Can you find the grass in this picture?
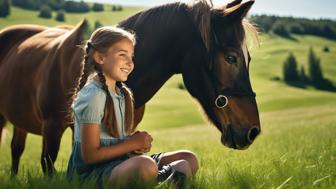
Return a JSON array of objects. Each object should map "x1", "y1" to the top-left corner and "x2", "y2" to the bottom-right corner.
[{"x1": 0, "y1": 5, "x2": 336, "y2": 189}]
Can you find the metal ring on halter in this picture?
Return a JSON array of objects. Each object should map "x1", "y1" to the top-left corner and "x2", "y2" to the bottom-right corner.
[{"x1": 215, "y1": 95, "x2": 229, "y2": 108}]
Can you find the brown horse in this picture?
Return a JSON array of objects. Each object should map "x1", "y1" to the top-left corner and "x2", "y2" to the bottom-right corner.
[
  {"x1": 0, "y1": 20, "x2": 88, "y2": 175},
  {"x1": 0, "y1": 0, "x2": 260, "y2": 175}
]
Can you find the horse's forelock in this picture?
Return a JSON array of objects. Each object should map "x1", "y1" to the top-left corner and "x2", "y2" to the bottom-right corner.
[
  {"x1": 187, "y1": 0, "x2": 213, "y2": 52},
  {"x1": 186, "y1": 0, "x2": 259, "y2": 52}
]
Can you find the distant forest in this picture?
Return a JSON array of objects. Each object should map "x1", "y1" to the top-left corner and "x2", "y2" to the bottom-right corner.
[
  {"x1": 11, "y1": 0, "x2": 91, "y2": 12},
  {"x1": 6, "y1": 0, "x2": 122, "y2": 13},
  {"x1": 251, "y1": 15, "x2": 336, "y2": 40},
  {"x1": 0, "y1": 0, "x2": 123, "y2": 19}
]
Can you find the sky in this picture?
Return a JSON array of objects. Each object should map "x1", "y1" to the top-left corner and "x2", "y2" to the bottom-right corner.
[{"x1": 83, "y1": 0, "x2": 336, "y2": 20}]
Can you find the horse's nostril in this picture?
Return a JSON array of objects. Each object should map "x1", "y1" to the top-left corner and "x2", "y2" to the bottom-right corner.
[{"x1": 247, "y1": 127, "x2": 259, "y2": 143}]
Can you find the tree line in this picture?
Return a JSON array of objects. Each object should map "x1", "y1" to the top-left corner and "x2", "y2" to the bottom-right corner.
[
  {"x1": 251, "y1": 15, "x2": 336, "y2": 40},
  {"x1": 0, "y1": 0, "x2": 10, "y2": 17},
  {"x1": 0, "y1": 0, "x2": 123, "y2": 19},
  {"x1": 283, "y1": 48, "x2": 335, "y2": 91}
]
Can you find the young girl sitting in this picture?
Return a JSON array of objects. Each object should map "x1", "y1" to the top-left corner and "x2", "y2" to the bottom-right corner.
[{"x1": 66, "y1": 26, "x2": 199, "y2": 187}]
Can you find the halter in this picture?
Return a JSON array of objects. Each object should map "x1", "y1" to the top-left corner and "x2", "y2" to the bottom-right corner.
[{"x1": 208, "y1": 29, "x2": 256, "y2": 109}]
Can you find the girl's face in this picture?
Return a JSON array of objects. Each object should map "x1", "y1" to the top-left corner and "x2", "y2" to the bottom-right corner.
[{"x1": 96, "y1": 38, "x2": 134, "y2": 82}]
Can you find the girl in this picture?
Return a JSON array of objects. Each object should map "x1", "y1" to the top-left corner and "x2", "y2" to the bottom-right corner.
[{"x1": 66, "y1": 26, "x2": 199, "y2": 187}]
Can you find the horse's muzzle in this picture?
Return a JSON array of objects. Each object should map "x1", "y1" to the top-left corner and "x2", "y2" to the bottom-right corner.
[{"x1": 221, "y1": 125, "x2": 260, "y2": 150}]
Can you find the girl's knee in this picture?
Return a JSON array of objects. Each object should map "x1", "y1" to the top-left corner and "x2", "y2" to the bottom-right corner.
[
  {"x1": 132, "y1": 155, "x2": 158, "y2": 180},
  {"x1": 177, "y1": 150, "x2": 199, "y2": 174},
  {"x1": 109, "y1": 155, "x2": 158, "y2": 183}
]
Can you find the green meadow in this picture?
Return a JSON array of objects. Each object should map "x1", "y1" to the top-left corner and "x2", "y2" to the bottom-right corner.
[{"x1": 0, "y1": 5, "x2": 335, "y2": 189}]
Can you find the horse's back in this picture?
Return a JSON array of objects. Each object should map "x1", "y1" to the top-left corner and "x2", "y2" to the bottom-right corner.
[
  {"x1": 0, "y1": 25, "x2": 71, "y2": 95},
  {"x1": 0, "y1": 25, "x2": 60, "y2": 133},
  {"x1": 0, "y1": 25, "x2": 47, "y2": 65},
  {"x1": 0, "y1": 25, "x2": 51, "y2": 99},
  {"x1": 0, "y1": 23, "x2": 82, "y2": 134}
]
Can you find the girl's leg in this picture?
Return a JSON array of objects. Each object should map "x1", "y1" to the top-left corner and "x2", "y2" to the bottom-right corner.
[
  {"x1": 159, "y1": 150, "x2": 199, "y2": 176},
  {"x1": 167, "y1": 159, "x2": 192, "y2": 177},
  {"x1": 109, "y1": 155, "x2": 158, "y2": 185}
]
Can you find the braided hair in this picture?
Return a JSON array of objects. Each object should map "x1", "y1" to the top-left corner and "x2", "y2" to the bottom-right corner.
[{"x1": 72, "y1": 26, "x2": 136, "y2": 137}]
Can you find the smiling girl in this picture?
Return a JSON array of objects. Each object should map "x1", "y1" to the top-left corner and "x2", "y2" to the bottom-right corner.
[{"x1": 67, "y1": 26, "x2": 198, "y2": 188}]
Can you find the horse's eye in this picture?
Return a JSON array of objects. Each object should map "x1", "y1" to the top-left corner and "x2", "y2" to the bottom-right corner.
[{"x1": 225, "y1": 55, "x2": 237, "y2": 64}]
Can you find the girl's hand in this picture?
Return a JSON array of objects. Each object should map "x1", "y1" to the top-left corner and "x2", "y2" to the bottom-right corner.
[
  {"x1": 133, "y1": 147, "x2": 151, "y2": 155},
  {"x1": 128, "y1": 131, "x2": 153, "y2": 150}
]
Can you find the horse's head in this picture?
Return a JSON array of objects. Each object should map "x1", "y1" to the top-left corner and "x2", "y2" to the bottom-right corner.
[{"x1": 182, "y1": 0, "x2": 260, "y2": 149}]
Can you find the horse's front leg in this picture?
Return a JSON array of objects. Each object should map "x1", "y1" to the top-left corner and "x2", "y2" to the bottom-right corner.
[
  {"x1": 11, "y1": 127, "x2": 27, "y2": 175},
  {"x1": 41, "y1": 117, "x2": 65, "y2": 176}
]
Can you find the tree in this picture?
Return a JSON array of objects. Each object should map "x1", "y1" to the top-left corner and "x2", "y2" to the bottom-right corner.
[
  {"x1": 323, "y1": 46, "x2": 330, "y2": 52},
  {"x1": 55, "y1": 9, "x2": 65, "y2": 22},
  {"x1": 272, "y1": 21, "x2": 291, "y2": 38},
  {"x1": 0, "y1": 0, "x2": 10, "y2": 17},
  {"x1": 49, "y1": 0, "x2": 65, "y2": 11},
  {"x1": 289, "y1": 23, "x2": 303, "y2": 34},
  {"x1": 322, "y1": 25, "x2": 335, "y2": 39},
  {"x1": 117, "y1": 5, "x2": 123, "y2": 11},
  {"x1": 92, "y1": 3, "x2": 104, "y2": 12},
  {"x1": 111, "y1": 5, "x2": 123, "y2": 11},
  {"x1": 12, "y1": 0, "x2": 40, "y2": 10},
  {"x1": 111, "y1": 5, "x2": 117, "y2": 11},
  {"x1": 64, "y1": 1, "x2": 90, "y2": 13},
  {"x1": 308, "y1": 47, "x2": 324, "y2": 84},
  {"x1": 283, "y1": 53, "x2": 299, "y2": 82},
  {"x1": 39, "y1": 4, "x2": 52, "y2": 19},
  {"x1": 299, "y1": 65, "x2": 308, "y2": 83}
]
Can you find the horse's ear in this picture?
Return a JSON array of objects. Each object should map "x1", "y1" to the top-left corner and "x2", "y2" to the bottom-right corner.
[
  {"x1": 211, "y1": 1, "x2": 254, "y2": 23},
  {"x1": 61, "y1": 19, "x2": 88, "y2": 47},
  {"x1": 224, "y1": 0, "x2": 254, "y2": 20},
  {"x1": 226, "y1": 0, "x2": 242, "y2": 9}
]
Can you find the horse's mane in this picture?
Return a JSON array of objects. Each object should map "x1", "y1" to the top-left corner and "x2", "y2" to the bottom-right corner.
[
  {"x1": 119, "y1": 0, "x2": 212, "y2": 50},
  {"x1": 187, "y1": 0, "x2": 213, "y2": 51},
  {"x1": 118, "y1": 2, "x2": 188, "y2": 29},
  {"x1": 119, "y1": 0, "x2": 258, "y2": 52}
]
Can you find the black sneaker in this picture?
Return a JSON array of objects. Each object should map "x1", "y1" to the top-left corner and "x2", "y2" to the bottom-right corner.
[
  {"x1": 156, "y1": 165, "x2": 186, "y2": 189},
  {"x1": 157, "y1": 165, "x2": 173, "y2": 183}
]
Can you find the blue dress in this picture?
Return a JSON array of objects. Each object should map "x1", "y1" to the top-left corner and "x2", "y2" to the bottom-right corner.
[{"x1": 66, "y1": 79, "x2": 163, "y2": 184}]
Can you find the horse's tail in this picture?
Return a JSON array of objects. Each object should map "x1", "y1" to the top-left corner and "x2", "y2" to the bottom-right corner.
[
  {"x1": 0, "y1": 24, "x2": 47, "y2": 66},
  {"x1": 0, "y1": 114, "x2": 6, "y2": 146}
]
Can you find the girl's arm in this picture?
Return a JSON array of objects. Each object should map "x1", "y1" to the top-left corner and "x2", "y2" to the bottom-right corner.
[{"x1": 80, "y1": 124, "x2": 152, "y2": 164}]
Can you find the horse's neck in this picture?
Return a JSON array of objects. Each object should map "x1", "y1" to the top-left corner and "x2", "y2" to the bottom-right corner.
[{"x1": 121, "y1": 6, "x2": 198, "y2": 108}]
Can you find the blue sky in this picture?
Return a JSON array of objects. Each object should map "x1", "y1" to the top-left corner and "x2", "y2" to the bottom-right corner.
[{"x1": 84, "y1": 0, "x2": 336, "y2": 19}]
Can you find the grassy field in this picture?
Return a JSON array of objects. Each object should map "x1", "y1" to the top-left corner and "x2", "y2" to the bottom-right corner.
[{"x1": 0, "y1": 5, "x2": 335, "y2": 189}]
